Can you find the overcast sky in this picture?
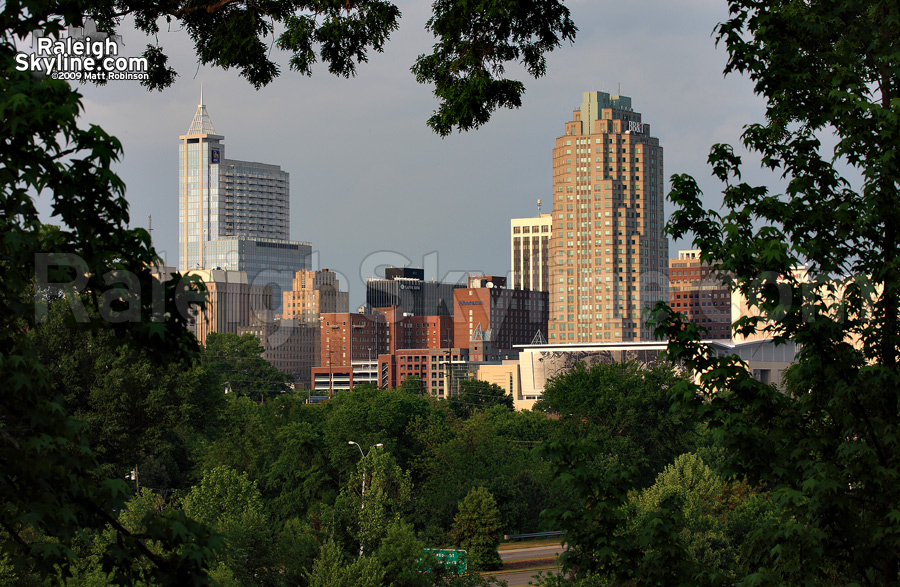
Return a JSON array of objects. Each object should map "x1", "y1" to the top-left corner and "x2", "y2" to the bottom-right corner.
[{"x1": 49, "y1": 0, "x2": 773, "y2": 307}]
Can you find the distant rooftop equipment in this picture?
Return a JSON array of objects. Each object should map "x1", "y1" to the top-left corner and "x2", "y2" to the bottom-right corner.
[
  {"x1": 468, "y1": 275, "x2": 507, "y2": 289},
  {"x1": 385, "y1": 267, "x2": 425, "y2": 281}
]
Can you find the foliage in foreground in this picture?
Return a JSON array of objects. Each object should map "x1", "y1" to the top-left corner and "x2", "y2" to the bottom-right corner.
[
  {"x1": 655, "y1": 0, "x2": 900, "y2": 583},
  {"x1": 540, "y1": 445, "x2": 786, "y2": 586},
  {"x1": 540, "y1": 0, "x2": 900, "y2": 585}
]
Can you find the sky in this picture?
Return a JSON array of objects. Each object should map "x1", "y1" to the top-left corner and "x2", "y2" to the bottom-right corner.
[{"x1": 39, "y1": 0, "x2": 773, "y2": 308}]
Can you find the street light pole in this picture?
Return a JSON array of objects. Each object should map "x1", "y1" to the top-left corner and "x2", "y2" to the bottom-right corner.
[{"x1": 348, "y1": 440, "x2": 383, "y2": 557}]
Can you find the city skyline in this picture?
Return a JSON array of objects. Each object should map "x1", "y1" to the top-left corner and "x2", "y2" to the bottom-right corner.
[{"x1": 36, "y1": 0, "x2": 773, "y2": 309}]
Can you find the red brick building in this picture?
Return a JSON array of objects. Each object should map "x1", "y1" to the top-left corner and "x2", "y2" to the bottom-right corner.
[
  {"x1": 311, "y1": 275, "x2": 548, "y2": 396},
  {"x1": 548, "y1": 91, "x2": 668, "y2": 343},
  {"x1": 453, "y1": 275, "x2": 549, "y2": 361},
  {"x1": 311, "y1": 308, "x2": 460, "y2": 395},
  {"x1": 376, "y1": 347, "x2": 470, "y2": 396},
  {"x1": 668, "y1": 250, "x2": 731, "y2": 339}
]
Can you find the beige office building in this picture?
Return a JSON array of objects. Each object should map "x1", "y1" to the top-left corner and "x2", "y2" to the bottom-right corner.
[
  {"x1": 188, "y1": 269, "x2": 272, "y2": 346},
  {"x1": 549, "y1": 91, "x2": 668, "y2": 343},
  {"x1": 511, "y1": 209, "x2": 552, "y2": 292},
  {"x1": 271, "y1": 268, "x2": 350, "y2": 387},
  {"x1": 281, "y1": 269, "x2": 349, "y2": 323}
]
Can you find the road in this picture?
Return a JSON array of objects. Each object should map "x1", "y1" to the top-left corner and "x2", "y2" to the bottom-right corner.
[
  {"x1": 499, "y1": 544, "x2": 564, "y2": 562},
  {"x1": 490, "y1": 544, "x2": 565, "y2": 587}
]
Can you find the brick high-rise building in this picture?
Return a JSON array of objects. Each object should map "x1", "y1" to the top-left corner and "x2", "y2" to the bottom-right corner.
[
  {"x1": 377, "y1": 346, "x2": 470, "y2": 397},
  {"x1": 312, "y1": 308, "x2": 458, "y2": 394},
  {"x1": 549, "y1": 91, "x2": 668, "y2": 343},
  {"x1": 318, "y1": 311, "x2": 390, "y2": 370},
  {"x1": 317, "y1": 308, "x2": 455, "y2": 369}
]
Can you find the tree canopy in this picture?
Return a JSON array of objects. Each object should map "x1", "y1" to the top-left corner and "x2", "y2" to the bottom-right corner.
[
  {"x1": 645, "y1": 0, "x2": 900, "y2": 584},
  {"x1": 537, "y1": 361, "x2": 697, "y2": 487},
  {"x1": 536, "y1": 1, "x2": 900, "y2": 584},
  {"x1": 58, "y1": 0, "x2": 574, "y2": 135},
  {"x1": 451, "y1": 486, "x2": 503, "y2": 572},
  {"x1": 449, "y1": 379, "x2": 514, "y2": 418},
  {"x1": 202, "y1": 332, "x2": 293, "y2": 401}
]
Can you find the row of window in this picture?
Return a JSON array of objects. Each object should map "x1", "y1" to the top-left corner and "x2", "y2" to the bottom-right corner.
[{"x1": 512, "y1": 225, "x2": 551, "y2": 233}]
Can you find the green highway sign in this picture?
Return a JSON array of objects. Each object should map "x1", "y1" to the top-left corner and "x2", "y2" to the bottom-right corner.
[{"x1": 419, "y1": 548, "x2": 467, "y2": 573}]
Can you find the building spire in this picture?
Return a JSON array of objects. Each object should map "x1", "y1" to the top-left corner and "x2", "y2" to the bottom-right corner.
[{"x1": 187, "y1": 85, "x2": 216, "y2": 134}]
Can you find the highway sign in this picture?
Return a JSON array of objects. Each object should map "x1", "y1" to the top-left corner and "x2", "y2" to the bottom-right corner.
[{"x1": 420, "y1": 548, "x2": 467, "y2": 573}]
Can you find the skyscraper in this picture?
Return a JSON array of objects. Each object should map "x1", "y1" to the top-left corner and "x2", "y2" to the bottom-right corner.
[
  {"x1": 178, "y1": 92, "x2": 311, "y2": 312},
  {"x1": 548, "y1": 91, "x2": 668, "y2": 342}
]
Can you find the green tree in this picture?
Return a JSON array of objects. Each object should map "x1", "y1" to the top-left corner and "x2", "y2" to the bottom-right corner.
[
  {"x1": 28, "y1": 297, "x2": 224, "y2": 489},
  {"x1": 485, "y1": 406, "x2": 555, "y2": 442},
  {"x1": 320, "y1": 386, "x2": 433, "y2": 476},
  {"x1": 203, "y1": 332, "x2": 292, "y2": 401},
  {"x1": 540, "y1": 440, "x2": 697, "y2": 586},
  {"x1": 642, "y1": 0, "x2": 900, "y2": 585},
  {"x1": 1, "y1": 66, "x2": 209, "y2": 586},
  {"x1": 59, "y1": 488, "x2": 224, "y2": 586},
  {"x1": 409, "y1": 406, "x2": 559, "y2": 541},
  {"x1": 412, "y1": 0, "x2": 577, "y2": 135},
  {"x1": 449, "y1": 379, "x2": 514, "y2": 418},
  {"x1": 373, "y1": 520, "x2": 428, "y2": 587},
  {"x1": 399, "y1": 375, "x2": 427, "y2": 396},
  {"x1": 197, "y1": 395, "x2": 277, "y2": 480},
  {"x1": 272, "y1": 517, "x2": 321, "y2": 587},
  {"x1": 264, "y1": 419, "x2": 332, "y2": 522},
  {"x1": 626, "y1": 452, "x2": 782, "y2": 584},
  {"x1": 182, "y1": 466, "x2": 276, "y2": 585},
  {"x1": 536, "y1": 361, "x2": 697, "y2": 487},
  {"x1": 305, "y1": 540, "x2": 384, "y2": 587},
  {"x1": 450, "y1": 486, "x2": 502, "y2": 572},
  {"x1": 335, "y1": 448, "x2": 413, "y2": 557}
]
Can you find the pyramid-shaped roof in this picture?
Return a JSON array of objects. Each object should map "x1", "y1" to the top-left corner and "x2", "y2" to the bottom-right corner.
[{"x1": 187, "y1": 87, "x2": 216, "y2": 135}]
